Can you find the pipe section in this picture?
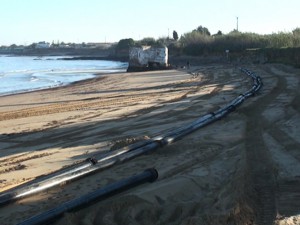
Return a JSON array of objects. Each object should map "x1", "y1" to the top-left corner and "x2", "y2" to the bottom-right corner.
[
  {"x1": 0, "y1": 141, "x2": 160, "y2": 206},
  {"x1": 17, "y1": 168, "x2": 158, "y2": 225}
]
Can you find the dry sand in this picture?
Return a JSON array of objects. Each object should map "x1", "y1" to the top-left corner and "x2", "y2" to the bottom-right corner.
[{"x1": 0, "y1": 64, "x2": 300, "y2": 225}]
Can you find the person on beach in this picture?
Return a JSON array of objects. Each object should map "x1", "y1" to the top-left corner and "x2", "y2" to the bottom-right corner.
[{"x1": 187, "y1": 61, "x2": 190, "y2": 69}]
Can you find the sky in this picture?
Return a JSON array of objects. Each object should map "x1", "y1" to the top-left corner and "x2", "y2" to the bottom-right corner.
[{"x1": 1, "y1": 0, "x2": 300, "y2": 46}]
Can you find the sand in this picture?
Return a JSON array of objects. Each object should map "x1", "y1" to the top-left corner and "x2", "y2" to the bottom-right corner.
[{"x1": 0, "y1": 63, "x2": 300, "y2": 225}]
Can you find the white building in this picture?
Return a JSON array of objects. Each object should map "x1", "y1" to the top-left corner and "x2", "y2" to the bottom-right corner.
[
  {"x1": 128, "y1": 46, "x2": 168, "y2": 71},
  {"x1": 36, "y1": 41, "x2": 50, "y2": 49}
]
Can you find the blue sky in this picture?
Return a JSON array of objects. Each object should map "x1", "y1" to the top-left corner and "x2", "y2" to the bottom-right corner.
[{"x1": 1, "y1": 0, "x2": 300, "y2": 45}]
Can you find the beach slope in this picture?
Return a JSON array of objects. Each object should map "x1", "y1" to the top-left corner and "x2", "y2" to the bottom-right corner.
[{"x1": 0, "y1": 65, "x2": 300, "y2": 225}]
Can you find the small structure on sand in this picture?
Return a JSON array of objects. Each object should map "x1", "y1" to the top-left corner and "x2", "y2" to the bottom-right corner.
[{"x1": 127, "y1": 46, "x2": 168, "y2": 72}]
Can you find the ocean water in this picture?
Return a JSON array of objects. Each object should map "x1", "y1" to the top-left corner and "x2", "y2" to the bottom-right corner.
[{"x1": 0, "y1": 55, "x2": 128, "y2": 96}]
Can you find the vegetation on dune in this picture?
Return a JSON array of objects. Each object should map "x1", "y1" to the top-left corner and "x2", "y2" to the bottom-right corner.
[
  {"x1": 178, "y1": 26, "x2": 300, "y2": 55},
  {"x1": 114, "y1": 26, "x2": 300, "y2": 55},
  {"x1": 114, "y1": 26, "x2": 300, "y2": 66}
]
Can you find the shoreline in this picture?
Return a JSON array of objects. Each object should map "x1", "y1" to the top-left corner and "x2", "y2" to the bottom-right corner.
[
  {"x1": 0, "y1": 70, "x2": 126, "y2": 98},
  {"x1": 0, "y1": 55, "x2": 128, "y2": 97}
]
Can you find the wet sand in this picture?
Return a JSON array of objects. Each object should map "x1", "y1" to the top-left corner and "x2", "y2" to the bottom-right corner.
[{"x1": 0, "y1": 64, "x2": 300, "y2": 225}]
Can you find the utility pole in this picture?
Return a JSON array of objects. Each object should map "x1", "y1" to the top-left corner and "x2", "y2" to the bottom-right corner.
[{"x1": 236, "y1": 17, "x2": 239, "y2": 31}]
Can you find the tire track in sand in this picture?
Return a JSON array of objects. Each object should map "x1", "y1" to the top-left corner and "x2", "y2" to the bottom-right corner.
[
  {"x1": 263, "y1": 65, "x2": 300, "y2": 222},
  {"x1": 242, "y1": 66, "x2": 286, "y2": 225},
  {"x1": 0, "y1": 94, "x2": 155, "y2": 121},
  {"x1": 243, "y1": 65, "x2": 300, "y2": 225}
]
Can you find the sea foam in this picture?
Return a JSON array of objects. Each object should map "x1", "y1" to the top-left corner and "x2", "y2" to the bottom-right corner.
[{"x1": 0, "y1": 56, "x2": 128, "y2": 96}]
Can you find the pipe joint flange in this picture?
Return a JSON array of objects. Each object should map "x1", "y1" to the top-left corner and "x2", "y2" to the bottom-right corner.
[
  {"x1": 144, "y1": 168, "x2": 159, "y2": 182},
  {"x1": 86, "y1": 157, "x2": 98, "y2": 165},
  {"x1": 154, "y1": 139, "x2": 168, "y2": 147},
  {"x1": 208, "y1": 111, "x2": 215, "y2": 117}
]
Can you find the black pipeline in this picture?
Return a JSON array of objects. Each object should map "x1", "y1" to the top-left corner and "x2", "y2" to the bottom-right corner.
[
  {"x1": 17, "y1": 168, "x2": 158, "y2": 225},
  {"x1": 154, "y1": 68, "x2": 262, "y2": 144},
  {"x1": 0, "y1": 139, "x2": 156, "y2": 206},
  {"x1": 0, "y1": 68, "x2": 262, "y2": 206}
]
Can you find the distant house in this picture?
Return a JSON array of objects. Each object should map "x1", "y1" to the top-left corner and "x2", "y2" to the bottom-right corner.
[
  {"x1": 128, "y1": 46, "x2": 168, "y2": 71},
  {"x1": 59, "y1": 43, "x2": 71, "y2": 48},
  {"x1": 36, "y1": 41, "x2": 50, "y2": 49}
]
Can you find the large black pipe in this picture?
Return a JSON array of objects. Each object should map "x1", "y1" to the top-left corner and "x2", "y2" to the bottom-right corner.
[
  {"x1": 0, "y1": 141, "x2": 160, "y2": 206},
  {"x1": 159, "y1": 67, "x2": 262, "y2": 143},
  {"x1": 0, "y1": 67, "x2": 262, "y2": 206},
  {"x1": 0, "y1": 139, "x2": 155, "y2": 206},
  {"x1": 16, "y1": 168, "x2": 158, "y2": 225}
]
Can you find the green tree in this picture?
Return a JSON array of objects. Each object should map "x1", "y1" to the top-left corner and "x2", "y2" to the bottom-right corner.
[
  {"x1": 216, "y1": 30, "x2": 223, "y2": 36},
  {"x1": 292, "y1": 28, "x2": 300, "y2": 36},
  {"x1": 292, "y1": 28, "x2": 300, "y2": 47},
  {"x1": 139, "y1": 37, "x2": 156, "y2": 46},
  {"x1": 157, "y1": 37, "x2": 169, "y2": 46},
  {"x1": 9, "y1": 44, "x2": 17, "y2": 49},
  {"x1": 116, "y1": 38, "x2": 135, "y2": 50},
  {"x1": 173, "y1": 30, "x2": 179, "y2": 41},
  {"x1": 194, "y1": 26, "x2": 211, "y2": 36}
]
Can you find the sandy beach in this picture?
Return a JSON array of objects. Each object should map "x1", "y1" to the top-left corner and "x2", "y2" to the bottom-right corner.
[{"x1": 0, "y1": 63, "x2": 300, "y2": 225}]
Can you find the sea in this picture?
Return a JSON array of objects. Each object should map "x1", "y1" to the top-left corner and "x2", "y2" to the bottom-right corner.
[{"x1": 0, "y1": 55, "x2": 128, "y2": 96}]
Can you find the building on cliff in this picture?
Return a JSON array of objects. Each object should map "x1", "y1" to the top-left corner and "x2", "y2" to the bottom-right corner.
[
  {"x1": 36, "y1": 41, "x2": 50, "y2": 49},
  {"x1": 127, "y1": 46, "x2": 168, "y2": 72}
]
